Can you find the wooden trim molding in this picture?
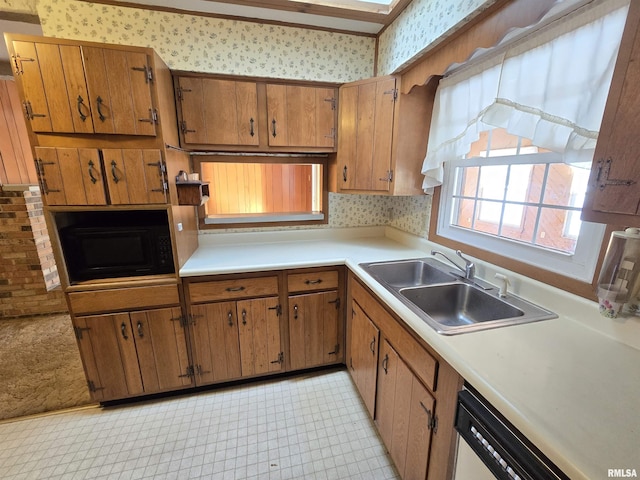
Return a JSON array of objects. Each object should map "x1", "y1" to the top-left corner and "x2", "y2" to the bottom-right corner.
[
  {"x1": 75, "y1": 0, "x2": 381, "y2": 37},
  {"x1": 399, "y1": 0, "x2": 557, "y2": 93}
]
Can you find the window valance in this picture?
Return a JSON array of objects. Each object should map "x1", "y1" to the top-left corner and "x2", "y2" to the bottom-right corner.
[{"x1": 421, "y1": 0, "x2": 630, "y2": 190}]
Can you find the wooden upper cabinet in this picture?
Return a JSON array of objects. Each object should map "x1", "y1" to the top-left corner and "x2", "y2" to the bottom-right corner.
[
  {"x1": 34, "y1": 147, "x2": 167, "y2": 206},
  {"x1": 266, "y1": 84, "x2": 336, "y2": 148},
  {"x1": 34, "y1": 146, "x2": 107, "y2": 206},
  {"x1": 174, "y1": 75, "x2": 337, "y2": 152},
  {"x1": 336, "y1": 75, "x2": 434, "y2": 195},
  {"x1": 82, "y1": 47, "x2": 156, "y2": 136},
  {"x1": 9, "y1": 39, "x2": 156, "y2": 136},
  {"x1": 177, "y1": 77, "x2": 259, "y2": 146},
  {"x1": 103, "y1": 149, "x2": 167, "y2": 204},
  {"x1": 582, "y1": 0, "x2": 640, "y2": 226}
]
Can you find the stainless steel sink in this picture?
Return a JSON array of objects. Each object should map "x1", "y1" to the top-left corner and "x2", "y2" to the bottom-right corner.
[
  {"x1": 359, "y1": 257, "x2": 556, "y2": 334},
  {"x1": 364, "y1": 258, "x2": 457, "y2": 287}
]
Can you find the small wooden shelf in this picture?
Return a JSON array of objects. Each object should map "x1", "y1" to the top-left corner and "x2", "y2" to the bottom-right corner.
[{"x1": 176, "y1": 181, "x2": 210, "y2": 206}]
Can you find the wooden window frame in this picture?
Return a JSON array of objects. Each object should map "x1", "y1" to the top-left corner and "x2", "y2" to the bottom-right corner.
[{"x1": 194, "y1": 156, "x2": 329, "y2": 230}]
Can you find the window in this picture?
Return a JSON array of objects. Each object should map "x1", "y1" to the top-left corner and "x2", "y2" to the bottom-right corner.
[
  {"x1": 197, "y1": 158, "x2": 327, "y2": 227},
  {"x1": 422, "y1": 2, "x2": 628, "y2": 288},
  {"x1": 438, "y1": 129, "x2": 606, "y2": 282}
]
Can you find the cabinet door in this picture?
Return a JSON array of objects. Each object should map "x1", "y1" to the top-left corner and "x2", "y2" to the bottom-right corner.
[
  {"x1": 74, "y1": 313, "x2": 144, "y2": 402},
  {"x1": 190, "y1": 302, "x2": 242, "y2": 385},
  {"x1": 582, "y1": 0, "x2": 640, "y2": 223},
  {"x1": 34, "y1": 147, "x2": 106, "y2": 206},
  {"x1": 237, "y1": 297, "x2": 283, "y2": 376},
  {"x1": 103, "y1": 149, "x2": 167, "y2": 204},
  {"x1": 82, "y1": 47, "x2": 156, "y2": 136},
  {"x1": 266, "y1": 84, "x2": 336, "y2": 148},
  {"x1": 376, "y1": 339, "x2": 435, "y2": 480},
  {"x1": 338, "y1": 77, "x2": 396, "y2": 192},
  {"x1": 178, "y1": 77, "x2": 259, "y2": 146},
  {"x1": 349, "y1": 301, "x2": 379, "y2": 417},
  {"x1": 288, "y1": 290, "x2": 341, "y2": 370},
  {"x1": 130, "y1": 307, "x2": 192, "y2": 394}
]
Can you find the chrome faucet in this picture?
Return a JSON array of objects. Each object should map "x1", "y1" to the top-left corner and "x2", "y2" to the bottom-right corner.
[{"x1": 431, "y1": 249, "x2": 476, "y2": 281}]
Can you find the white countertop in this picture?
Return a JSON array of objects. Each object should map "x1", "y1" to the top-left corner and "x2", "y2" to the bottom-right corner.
[{"x1": 181, "y1": 226, "x2": 640, "y2": 480}]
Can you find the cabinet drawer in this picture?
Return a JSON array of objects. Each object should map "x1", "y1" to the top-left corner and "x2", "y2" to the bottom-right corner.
[
  {"x1": 68, "y1": 284, "x2": 180, "y2": 315},
  {"x1": 288, "y1": 270, "x2": 339, "y2": 293},
  {"x1": 188, "y1": 276, "x2": 279, "y2": 303}
]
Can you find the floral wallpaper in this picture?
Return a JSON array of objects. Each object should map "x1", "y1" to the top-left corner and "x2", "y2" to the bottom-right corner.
[
  {"x1": 203, "y1": 193, "x2": 431, "y2": 238},
  {"x1": 1, "y1": 0, "x2": 37, "y2": 15},
  {"x1": 36, "y1": 0, "x2": 375, "y2": 82},
  {"x1": 377, "y1": 0, "x2": 498, "y2": 75}
]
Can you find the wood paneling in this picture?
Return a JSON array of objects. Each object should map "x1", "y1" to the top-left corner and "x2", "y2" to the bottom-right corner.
[
  {"x1": 0, "y1": 80, "x2": 37, "y2": 185},
  {"x1": 202, "y1": 163, "x2": 314, "y2": 215}
]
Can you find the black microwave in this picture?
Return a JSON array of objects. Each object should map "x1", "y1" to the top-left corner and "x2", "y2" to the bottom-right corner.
[{"x1": 60, "y1": 220, "x2": 174, "y2": 282}]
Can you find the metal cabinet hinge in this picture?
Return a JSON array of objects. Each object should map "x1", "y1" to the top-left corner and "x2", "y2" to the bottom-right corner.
[
  {"x1": 179, "y1": 365, "x2": 195, "y2": 378},
  {"x1": 324, "y1": 97, "x2": 337, "y2": 110},
  {"x1": 384, "y1": 88, "x2": 398, "y2": 101},
  {"x1": 270, "y1": 352, "x2": 284, "y2": 365},
  {"x1": 132, "y1": 64, "x2": 153, "y2": 83},
  {"x1": 268, "y1": 304, "x2": 282, "y2": 316},
  {"x1": 176, "y1": 86, "x2": 192, "y2": 102},
  {"x1": 195, "y1": 364, "x2": 211, "y2": 376},
  {"x1": 420, "y1": 401, "x2": 438, "y2": 432},
  {"x1": 328, "y1": 343, "x2": 340, "y2": 355},
  {"x1": 328, "y1": 297, "x2": 341, "y2": 310},
  {"x1": 74, "y1": 326, "x2": 91, "y2": 340},
  {"x1": 180, "y1": 120, "x2": 196, "y2": 135},
  {"x1": 379, "y1": 170, "x2": 393, "y2": 182},
  {"x1": 87, "y1": 380, "x2": 105, "y2": 393},
  {"x1": 594, "y1": 157, "x2": 637, "y2": 190}
]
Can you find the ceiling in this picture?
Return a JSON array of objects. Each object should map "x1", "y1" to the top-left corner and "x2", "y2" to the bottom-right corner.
[{"x1": 80, "y1": 0, "x2": 412, "y2": 35}]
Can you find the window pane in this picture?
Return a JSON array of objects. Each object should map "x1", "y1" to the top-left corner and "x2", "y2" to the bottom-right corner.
[
  {"x1": 455, "y1": 166, "x2": 479, "y2": 197},
  {"x1": 542, "y1": 163, "x2": 590, "y2": 208},
  {"x1": 478, "y1": 165, "x2": 506, "y2": 200},
  {"x1": 535, "y1": 207, "x2": 578, "y2": 253},
  {"x1": 500, "y1": 205, "x2": 538, "y2": 243},
  {"x1": 505, "y1": 164, "x2": 533, "y2": 203},
  {"x1": 475, "y1": 200, "x2": 501, "y2": 234},
  {"x1": 451, "y1": 198, "x2": 475, "y2": 228}
]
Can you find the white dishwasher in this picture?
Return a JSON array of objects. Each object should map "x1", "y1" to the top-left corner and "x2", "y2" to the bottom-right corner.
[{"x1": 453, "y1": 386, "x2": 569, "y2": 480}]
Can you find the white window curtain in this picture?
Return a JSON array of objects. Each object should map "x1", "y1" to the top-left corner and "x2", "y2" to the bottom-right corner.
[{"x1": 421, "y1": 0, "x2": 630, "y2": 190}]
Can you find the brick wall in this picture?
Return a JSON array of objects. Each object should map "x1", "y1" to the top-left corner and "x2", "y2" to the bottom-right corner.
[{"x1": 0, "y1": 186, "x2": 67, "y2": 318}]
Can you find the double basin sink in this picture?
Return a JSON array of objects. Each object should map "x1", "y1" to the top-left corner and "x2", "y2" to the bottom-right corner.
[{"x1": 359, "y1": 257, "x2": 556, "y2": 335}]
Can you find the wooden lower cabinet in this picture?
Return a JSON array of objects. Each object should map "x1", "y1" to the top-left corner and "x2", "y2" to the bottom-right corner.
[
  {"x1": 188, "y1": 293, "x2": 284, "y2": 386},
  {"x1": 74, "y1": 306, "x2": 192, "y2": 402},
  {"x1": 377, "y1": 339, "x2": 436, "y2": 480},
  {"x1": 348, "y1": 301, "x2": 380, "y2": 418},
  {"x1": 288, "y1": 290, "x2": 342, "y2": 370},
  {"x1": 348, "y1": 272, "x2": 463, "y2": 480}
]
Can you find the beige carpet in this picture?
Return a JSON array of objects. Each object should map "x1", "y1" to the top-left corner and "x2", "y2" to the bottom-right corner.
[{"x1": 0, "y1": 314, "x2": 93, "y2": 420}]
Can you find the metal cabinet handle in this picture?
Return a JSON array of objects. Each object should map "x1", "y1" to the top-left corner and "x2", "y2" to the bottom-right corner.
[
  {"x1": 227, "y1": 311, "x2": 233, "y2": 327},
  {"x1": 136, "y1": 321, "x2": 144, "y2": 338},
  {"x1": 226, "y1": 286, "x2": 245, "y2": 292},
  {"x1": 382, "y1": 353, "x2": 389, "y2": 374},
  {"x1": 249, "y1": 117, "x2": 255, "y2": 137},
  {"x1": 96, "y1": 96, "x2": 107, "y2": 122},
  {"x1": 293, "y1": 304, "x2": 298, "y2": 320},
  {"x1": 369, "y1": 337, "x2": 376, "y2": 355},
  {"x1": 241, "y1": 309, "x2": 247, "y2": 325},
  {"x1": 88, "y1": 160, "x2": 98, "y2": 184},
  {"x1": 77, "y1": 95, "x2": 88, "y2": 121},
  {"x1": 110, "y1": 160, "x2": 120, "y2": 184},
  {"x1": 121, "y1": 322, "x2": 128, "y2": 340},
  {"x1": 342, "y1": 165, "x2": 348, "y2": 182},
  {"x1": 271, "y1": 118, "x2": 277, "y2": 138},
  {"x1": 305, "y1": 279, "x2": 322, "y2": 285}
]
